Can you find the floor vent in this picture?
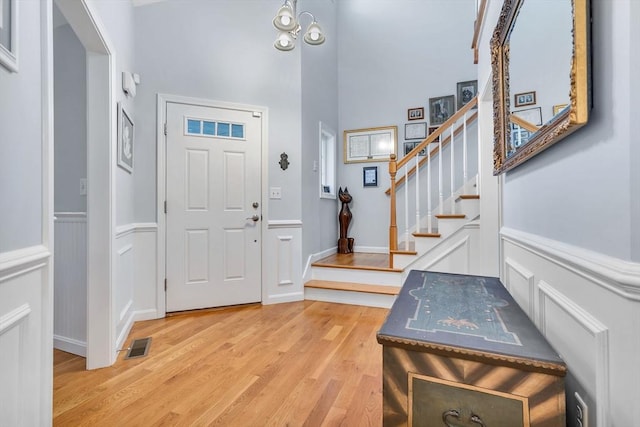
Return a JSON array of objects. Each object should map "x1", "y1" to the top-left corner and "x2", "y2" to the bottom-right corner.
[{"x1": 125, "y1": 337, "x2": 152, "y2": 359}]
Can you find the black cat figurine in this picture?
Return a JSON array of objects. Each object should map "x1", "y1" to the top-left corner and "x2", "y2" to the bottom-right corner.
[{"x1": 337, "y1": 187, "x2": 355, "y2": 254}]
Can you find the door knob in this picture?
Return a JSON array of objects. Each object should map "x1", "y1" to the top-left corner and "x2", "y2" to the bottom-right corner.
[{"x1": 246, "y1": 215, "x2": 260, "y2": 222}]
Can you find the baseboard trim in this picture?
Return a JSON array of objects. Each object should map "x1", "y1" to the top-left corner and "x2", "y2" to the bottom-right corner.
[{"x1": 53, "y1": 335, "x2": 86, "y2": 357}]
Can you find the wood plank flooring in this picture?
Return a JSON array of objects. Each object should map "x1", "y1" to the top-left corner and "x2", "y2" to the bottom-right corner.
[
  {"x1": 53, "y1": 301, "x2": 389, "y2": 426},
  {"x1": 311, "y1": 253, "x2": 401, "y2": 272}
]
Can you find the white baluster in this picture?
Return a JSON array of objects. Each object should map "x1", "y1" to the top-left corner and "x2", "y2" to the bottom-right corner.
[
  {"x1": 438, "y1": 133, "x2": 443, "y2": 215},
  {"x1": 463, "y1": 113, "x2": 468, "y2": 193},
  {"x1": 404, "y1": 160, "x2": 409, "y2": 250},
  {"x1": 450, "y1": 125, "x2": 455, "y2": 213},
  {"x1": 427, "y1": 143, "x2": 433, "y2": 233},
  {"x1": 415, "y1": 154, "x2": 420, "y2": 237}
]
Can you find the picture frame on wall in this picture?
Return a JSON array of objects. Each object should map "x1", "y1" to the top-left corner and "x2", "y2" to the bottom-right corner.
[
  {"x1": 404, "y1": 141, "x2": 415, "y2": 156},
  {"x1": 429, "y1": 95, "x2": 455, "y2": 126},
  {"x1": 0, "y1": 0, "x2": 19, "y2": 72},
  {"x1": 407, "y1": 107, "x2": 424, "y2": 121},
  {"x1": 428, "y1": 125, "x2": 440, "y2": 143},
  {"x1": 456, "y1": 80, "x2": 477, "y2": 109},
  {"x1": 512, "y1": 106, "x2": 543, "y2": 126},
  {"x1": 514, "y1": 91, "x2": 536, "y2": 107},
  {"x1": 405, "y1": 122, "x2": 427, "y2": 140},
  {"x1": 344, "y1": 125, "x2": 397, "y2": 163},
  {"x1": 118, "y1": 103, "x2": 134, "y2": 173},
  {"x1": 363, "y1": 166, "x2": 378, "y2": 187}
]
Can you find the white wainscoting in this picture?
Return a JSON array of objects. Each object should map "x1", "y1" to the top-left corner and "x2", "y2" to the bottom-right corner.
[
  {"x1": 115, "y1": 223, "x2": 159, "y2": 352},
  {"x1": 0, "y1": 245, "x2": 52, "y2": 426},
  {"x1": 405, "y1": 222, "x2": 481, "y2": 278},
  {"x1": 263, "y1": 220, "x2": 303, "y2": 304},
  {"x1": 500, "y1": 227, "x2": 640, "y2": 427},
  {"x1": 54, "y1": 212, "x2": 87, "y2": 356}
]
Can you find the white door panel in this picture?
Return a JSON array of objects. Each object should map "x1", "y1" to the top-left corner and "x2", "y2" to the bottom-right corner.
[{"x1": 166, "y1": 102, "x2": 261, "y2": 312}]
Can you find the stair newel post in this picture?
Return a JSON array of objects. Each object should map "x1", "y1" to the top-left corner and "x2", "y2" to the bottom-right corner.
[
  {"x1": 427, "y1": 142, "x2": 433, "y2": 233},
  {"x1": 389, "y1": 154, "x2": 398, "y2": 255},
  {"x1": 450, "y1": 124, "x2": 456, "y2": 213},
  {"x1": 463, "y1": 113, "x2": 468, "y2": 193},
  {"x1": 415, "y1": 153, "x2": 420, "y2": 243}
]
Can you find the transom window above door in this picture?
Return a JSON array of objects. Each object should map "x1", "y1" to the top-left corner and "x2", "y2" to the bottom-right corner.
[{"x1": 184, "y1": 117, "x2": 245, "y2": 140}]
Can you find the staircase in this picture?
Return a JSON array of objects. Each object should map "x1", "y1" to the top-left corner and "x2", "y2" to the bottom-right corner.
[{"x1": 305, "y1": 97, "x2": 480, "y2": 308}]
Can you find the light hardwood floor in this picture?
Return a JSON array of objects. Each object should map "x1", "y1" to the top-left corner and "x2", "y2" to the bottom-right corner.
[{"x1": 54, "y1": 301, "x2": 389, "y2": 426}]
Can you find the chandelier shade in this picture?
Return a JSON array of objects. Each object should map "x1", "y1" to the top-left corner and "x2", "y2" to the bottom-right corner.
[{"x1": 272, "y1": 0, "x2": 325, "y2": 51}]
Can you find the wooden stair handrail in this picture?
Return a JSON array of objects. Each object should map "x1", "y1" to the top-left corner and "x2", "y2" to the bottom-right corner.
[
  {"x1": 388, "y1": 96, "x2": 478, "y2": 254},
  {"x1": 510, "y1": 114, "x2": 540, "y2": 133},
  {"x1": 384, "y1": 110, "x2": 478, "y2": 195}
]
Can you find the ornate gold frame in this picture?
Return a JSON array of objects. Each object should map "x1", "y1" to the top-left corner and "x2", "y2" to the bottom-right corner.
[{"x1": 491, "y1": 0, "x2": 590, "y2": 174}]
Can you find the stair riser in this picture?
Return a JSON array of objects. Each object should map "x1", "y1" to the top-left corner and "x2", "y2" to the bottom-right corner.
[
  {"x1": 392, "y1": 253, "x2": 417, "y2": 270},
  {"x1": 311, "y1": 267, "x2": 402, "y2": 286},
  {"x1": 305, "y1": 288, "x2": 396, "y2": 309},
  {"x1": 436, "y1": 219, "x2": 465, "y2": 236},
  {"x1": 457, "y1": 198, "x2": 479, "y2": 218}
]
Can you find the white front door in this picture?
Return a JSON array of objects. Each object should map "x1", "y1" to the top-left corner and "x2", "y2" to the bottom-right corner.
[{"x1": 165, "y1": 102, "x2": 262, "y2": 312}]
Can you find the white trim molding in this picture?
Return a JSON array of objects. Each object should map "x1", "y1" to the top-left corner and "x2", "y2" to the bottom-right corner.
[
  {"x1": 538, "y1": 281, "x2": 610, "y2": 427},
  {"x1": 268, "y1": 219, "x2": 302, "y2": 229},
  {"x1": 501, "y1": 227, "x2": 640, "y2": 301}
]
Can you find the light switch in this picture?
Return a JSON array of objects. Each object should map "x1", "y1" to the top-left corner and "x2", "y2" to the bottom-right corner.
[{"x1": 270, "y1": 187, "x2": 282, "y2": 199}]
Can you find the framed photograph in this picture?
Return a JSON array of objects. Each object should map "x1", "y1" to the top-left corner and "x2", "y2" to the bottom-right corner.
[
  {"x1": 407, "y1": 107, "x2": 424, "y2": 121},
  {"x1": 344, "y1": 125, "x2": 397, "y2": 164},
  {"x1": 553, "y1": 104, "x2": 569, "y2": 115},
  {"x1": 512, "y1": 106, "x2": 542, "y2": 126},
  {"x1": 428, "y1": 125, "x2": 440, "y2": 143},
  {"x1": 405, "y1": 122, "x2": 427, "y2": 140},
  {"x1": 363, "y1": 166, "x2": 378, "y2": 187},
  {"x1": 404, "y1": 141, "x2": 416, "y2": 156},
  {"x1": 514, "y1": 91, "x2": 536, "y2": 107},
  {"x1": 118, "y1": 103, "x2": 134, "y2": 173},
  {"x1": 0, "y1": 0, "x2": 18, "y2": 72},
  {"x1": 456, "y1": 80, "x2": 477, "y2": 109},
  {"x1": 429, "y1": 95, "x2": 455, "y2": 126}
]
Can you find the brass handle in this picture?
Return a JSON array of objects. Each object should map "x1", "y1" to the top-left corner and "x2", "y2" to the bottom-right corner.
[
  {"x1": 246, "y1": 215, "x2": 260, "y2": 222},
  {"x1": 442, "y1": 409, "x2": 460, "y2": 426},
  {"x1": 470, "y1": 414, "x2": 486, "y2": 427}
]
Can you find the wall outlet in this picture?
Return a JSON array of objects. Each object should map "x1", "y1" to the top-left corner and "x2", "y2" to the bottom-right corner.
[
  {"x1": 575, "y1": 392, "x2": 588, "y2": 427},
  {"x1": 80, "y1": 178, "x2": 87, "y2": 196}
]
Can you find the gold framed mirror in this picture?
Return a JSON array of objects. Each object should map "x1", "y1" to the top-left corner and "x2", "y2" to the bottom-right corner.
[{"x1": 491, "y1": 0, "x2": 591, "y2": 174}]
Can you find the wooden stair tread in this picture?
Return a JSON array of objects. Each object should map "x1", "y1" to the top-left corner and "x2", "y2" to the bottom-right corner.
[
  {"x1": 413, "y1": 231, "x2": 441, "y2": 238},
  {"x1": 305, "y1": 280, "x2": 399, "y2": 295},
  {"x1": 435, "y1": 214, "x2": 466, "y2": 219},
  {"x1": 311, "y1": 252, "x2": 402, "y2": 273},
  {"x1": 459, "y1": 194, "x2": 480, "y2": 200},
  {"x1": 390, "y1": 249, "x2": 418, "y2": 255}
]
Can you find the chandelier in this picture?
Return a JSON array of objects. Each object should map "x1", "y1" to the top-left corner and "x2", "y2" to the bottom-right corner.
[{"x1": 273, "y1": 0, "x2": 325, "y2": 51}]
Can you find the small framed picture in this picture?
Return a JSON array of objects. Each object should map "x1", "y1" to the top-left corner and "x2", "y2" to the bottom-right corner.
[
  {"x1": 407, "y1": 107, "x2": 424, "y2": 121},
  {"x1": 404, "y1": 141, "x2": 415, "y2": 156},
  {"x1": 428, "y1": 126, "x2": 440, "y2": 143},
  {"x1": 553, "y1": 104, "x2": 569, "y2": 115},
  {"x1": 405, "y1": 122, "x2": 427, "y2": 140},
  {"x1": 456, "y1": 80, "x2": 477, "y2": 109},
  {"x1": 118, "y1": 103, "x2": 134, "y2": 173},
  {"x1": 514, "y1": 91, "x2": 536, "y2": 107},
  {"x1": 512, "y1": 106, "x2": 543, "y2": 126},
  {"x1": 363, "y1": 166, "x2": 378, "y2": 187},
  {"x1": 429, "y1": 95, "x2": 455, "y2": 126}
]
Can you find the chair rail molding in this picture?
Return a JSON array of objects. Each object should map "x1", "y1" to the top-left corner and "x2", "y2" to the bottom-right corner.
[{"x1": 501, "y1": 227, "x2": 640, "y2": 301}]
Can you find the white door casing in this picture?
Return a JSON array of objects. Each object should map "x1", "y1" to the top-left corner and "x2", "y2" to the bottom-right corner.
[{"x1": 165, "y1": 102, "x2": 262, "y2": 311}]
